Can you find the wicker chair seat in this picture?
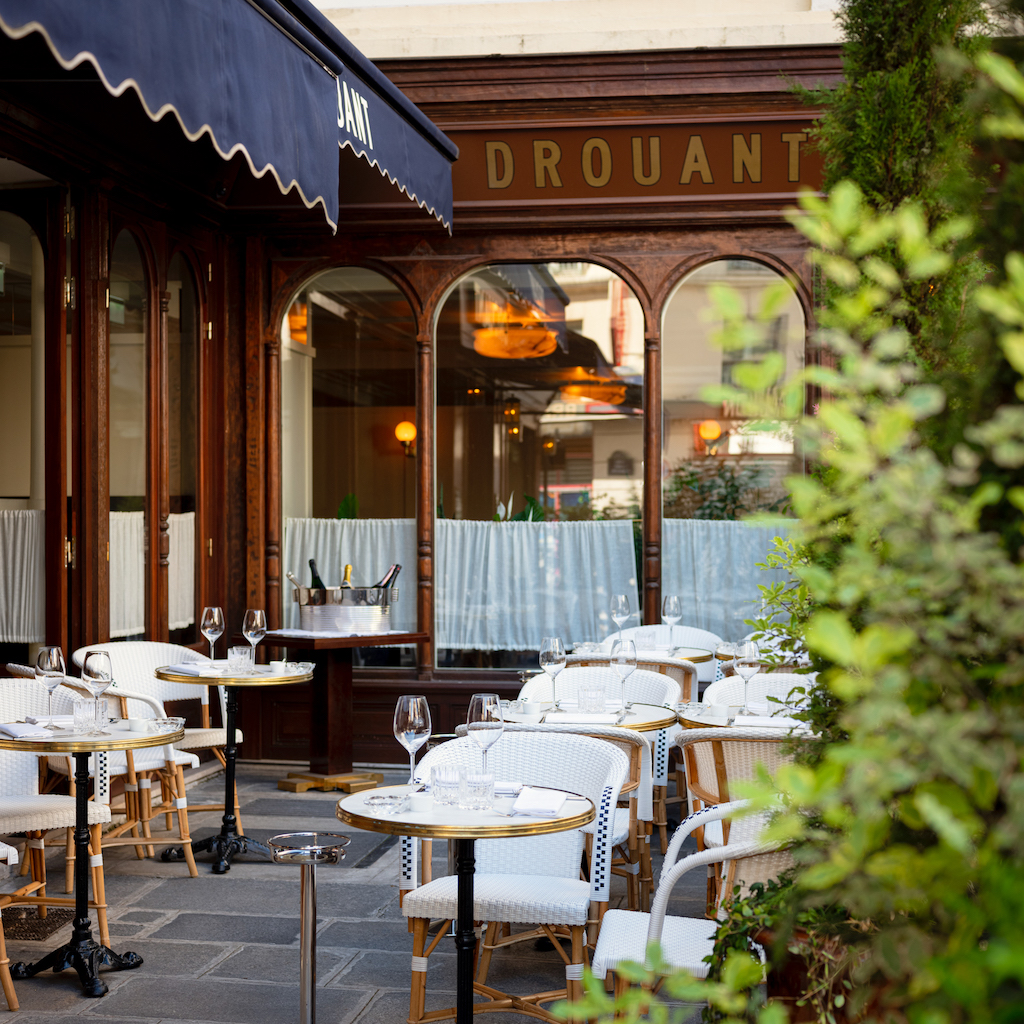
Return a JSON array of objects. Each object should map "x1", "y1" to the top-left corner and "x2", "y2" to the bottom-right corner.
[
  {"x1": 175, "y1": 726, "x2": 242, "y2": 750},
  {"x1": 0, "y1": 795, "x2": 111, "y2": 834},
  {"x1": 403, "y1": 873, "x2": 592, "y2": 927},
  {"x1": 591, "y1": 909, "x2": 718, "y2": 979}
]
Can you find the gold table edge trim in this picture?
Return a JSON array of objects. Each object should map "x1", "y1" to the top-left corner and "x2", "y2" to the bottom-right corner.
[
  {"x1": 336, "y1": 790, "x2": 596, "y2": 839},
  {"x1": 155, "y1": 667, "x2": 314, "y2": 687},
  {"x1": 0, "y1": 727, "x2": 186, "y2": 753}
]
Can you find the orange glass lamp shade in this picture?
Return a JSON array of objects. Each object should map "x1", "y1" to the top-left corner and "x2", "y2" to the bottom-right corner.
[
  {"x1": 697, "y1": 419, "x2": 722, "y2": 441},
  {"x1": 473, "y1": 324, "x2": 557, "y2": 359},
  {"x1": 558, "y1": 367, "x2": 627, "y2": 405},
  {"x1": 395, "y1": 420, "x2": 417, "y2": 456},
  {"x1": 287, "y1": 301, "x2": 308, "y2": 344}
]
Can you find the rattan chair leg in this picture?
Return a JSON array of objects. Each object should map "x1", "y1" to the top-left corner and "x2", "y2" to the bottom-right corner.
[
  {"x1": 653, "y1": 784, "x2": 669, "y2": 855},
  {"x1": 0, "y1": 910, "x2": 18, "y2": 1012},
  {"x1": 169, "y1": 762, "x2": 199, "y2": 878},
  {"x1": 476, "y1": 920, "x2": 499, "y2": 985},
  {"x1": 568, "y1": 925, "x2": 586, "y2": 1006},
  {"x1": 640, "y1": 828, "x2": 654, "y2": 913},
  {"x1": 89, "y1": 824, "x2": 109, "y2": 947},
  {"x1": 410, "y1": 916, "x2": 429, "y2": 1023}
]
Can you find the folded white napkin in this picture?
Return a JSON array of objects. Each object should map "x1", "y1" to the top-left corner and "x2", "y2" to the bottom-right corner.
[
  {"x1": 0, "y1": 722, "x2": 51, "y2": 739},
  {"x1": 495, "y1": 781, "x2": 523, "y2": 796},
  {"x1": 165, "y1": 662, "x2": 206, "y2": 676},
  {"x1": 512, "y1": 787, "x2": 567, "y2": 818},
  {"x1": 550, "y1": 712, "x2": 619, "y2": 725},
  {"x1": 733, "y1": 714, "x2": 803, "y2": 729},
  {"x1": 25, "y1": 714, "x2": 74, "y2": 727}
]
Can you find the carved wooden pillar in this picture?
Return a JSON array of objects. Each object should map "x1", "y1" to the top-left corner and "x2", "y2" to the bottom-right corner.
[
  {"x1": 79, "y1": 188, "x2": 109, "y2": 643},
  {"x1": 642, "y1": 318, "x2": 662, "y2": 625},
  {"x1": 244, "y1": 236, "x2": 266, "y2": 612},
  {"x1": 265, "y1": 322, "x2": 282, "y2": 631},
  {"x1": 415, "y1": 317, "x2": 435, "y2": 677},
  {"x1": 152, "y1": 288, "x2": 170, "y2": 641}
]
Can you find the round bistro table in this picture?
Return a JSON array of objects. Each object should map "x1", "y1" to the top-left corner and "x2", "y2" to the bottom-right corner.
[
  {"x1": 0, "y1": 721, "x2": 185, "y2": 996},
  {"x1": 154, "y1": 663, "x2": 313, "y2": 873},
  {"x1": 504, "y1": 701, "x2": 678, "y2": 733},
  {"x1": 337, "y1": 785, "x2": 594, "y2": 1024}
]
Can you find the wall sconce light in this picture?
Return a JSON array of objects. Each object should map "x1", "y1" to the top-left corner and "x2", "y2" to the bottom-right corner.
[
  {"x1": 287, "y1": 300, "x2": 308, "y2": 344},
  {"x1": 697, "y1": 418, "x2": 723, "y2": 454},
  {"x1": 395, "y1": 420, "x2": 417, "y2": 457}
]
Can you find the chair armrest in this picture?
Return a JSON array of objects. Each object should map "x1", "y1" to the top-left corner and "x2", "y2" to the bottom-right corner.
[
  {"x1": 106, "y1": 686, "x2": 167, "y2": 718},
  {"x1": 5, "y1": 663, "x2": 34, "y2": 678},
  {"x1": 662, "y1": 799, "x2": 751, "y2": 872}
]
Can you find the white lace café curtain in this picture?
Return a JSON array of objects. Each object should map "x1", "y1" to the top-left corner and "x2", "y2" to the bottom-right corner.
[
  {"x1": 661, "y1": 518, "x2": 796, "y2": 640},
  {"x1": 0, "y1": 510, "x2": 45, "y2": 643},
  {"x1": 109, "y1": 511, "x2": 195, "y2": 637}
]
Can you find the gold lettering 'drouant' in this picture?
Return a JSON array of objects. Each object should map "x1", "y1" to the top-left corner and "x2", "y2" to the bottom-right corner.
[
  {"x1": 533, "y1": 140, "x2": 563, "y2": 188},
  {"x1": 679, "y1": 135, "x2": 713, "y2": 185},
  {"x1": 631, "y1": 136, "x2": 661, "y2": 186},
  {"x1": 581, "y1": 137, "x2": 612, "y2": 187},
  {"x1": 780, "y1": 132, "x2": 807, "y2": 182},
  {"x1": 486, "y1": 141, "x2": 514, "y2": 188},
  {"x1": 732, "y1": 133, "x2": 762, "y2": 184}
]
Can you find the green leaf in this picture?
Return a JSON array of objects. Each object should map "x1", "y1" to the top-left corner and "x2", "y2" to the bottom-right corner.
[{"x1": 806, "y1": 611, "x2": 858, "y2": 667}]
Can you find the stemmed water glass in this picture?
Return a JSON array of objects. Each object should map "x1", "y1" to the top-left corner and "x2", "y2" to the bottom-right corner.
[
  {"x1": 735, "y1": 641, "x2": 761, "y2": 713},
  {"x1": 242, "y1": 609, "x2": 267, "y2": 674},
  {"x1": 610, "y1": 639, "x2": 637, "y2": 713},
  {"x1": 661, "y1": 595, "x2": 681, "y2": 648},
  {"x1": 539, "y1": 637, "x2": 566, "y2": 707},
  {"x1": 715, "y1": 641, "x2": 738, "y2": 677},
  {"x1": 393, "y1": 695, "x2": 432, "y2": 784},
  {"x1": 466, "y1": 693, "x2": 504, "y2": 775},
  {"x1": 35, "y1": 646, "x2": 66, "y2": 730},
  {"x1": 610, "y1": 594, "x2": 631, "y2": 643},
  {"x1": 81, "y1": 650, "x2": 115, "y2": 734},
  {"x1": 201, "y1": 606, "x2": 225, "y2": 661}
]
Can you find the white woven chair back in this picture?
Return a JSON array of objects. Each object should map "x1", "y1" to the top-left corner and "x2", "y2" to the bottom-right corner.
[
  {"x1": 476, "y1": 830, "x2": 585, "y2": 877},
  {"x1": 702, "y1": 672, "x2": 815, "y2": 709},
  {"x1": 726, "y1": 847, "x2": 795, "y2": 903},
  {"x1": 72, "y1": 642, "x2": 211, "y2": 720},
  {"x1": 601, "y1": 625, "x2": 724, "y2": 683},
  {"x1": 519, "y1": 666, "x2": 677, "y2": 708},
  {"x1": 567, "y1": 653, "x2": 697, "y2": 702},
  {"x1": 0, "y1": 749, "x2": 42, "y2": 797},
  {"x1": 0, "y1": 677, "x2": 78, "y2": 720},
  {"x1": 413, "y1": 732, "x2": 629, "y2": 904}
]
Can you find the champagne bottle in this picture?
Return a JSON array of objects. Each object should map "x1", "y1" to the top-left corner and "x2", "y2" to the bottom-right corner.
[
  {"x1": 309, "y1": 558, "x2": 326, "y2": 590},
  {"x1": 371, "y1": 563, "x2": 401, "y2": 588},
  {"x1": 341, "y1": 563, "x2": 353, "y2": 588}
]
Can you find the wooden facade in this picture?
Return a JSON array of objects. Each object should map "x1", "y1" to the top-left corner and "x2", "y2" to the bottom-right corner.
[{"x1": 0, "y1": 37, "x2": 841, "y2": 764}]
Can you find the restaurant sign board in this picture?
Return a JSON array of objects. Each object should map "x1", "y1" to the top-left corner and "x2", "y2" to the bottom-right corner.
[{"x1": 448, "y1": 120, "x2": 821, "y2": 204}]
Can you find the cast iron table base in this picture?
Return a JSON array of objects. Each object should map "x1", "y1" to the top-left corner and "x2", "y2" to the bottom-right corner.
[
  {"x1": 162, "y1": 686, "x2": 268, "y2": 873},
  {"x1": 10, "y1": 752, "x2": 143, "y2": 996}
]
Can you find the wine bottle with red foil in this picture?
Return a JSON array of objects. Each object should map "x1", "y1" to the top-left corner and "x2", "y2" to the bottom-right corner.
[{"x1": 372, "y1": 564, "x2": 401, "y2": 589}]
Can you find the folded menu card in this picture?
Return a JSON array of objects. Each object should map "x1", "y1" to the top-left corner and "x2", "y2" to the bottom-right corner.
[
  {"x1": 511, "y1": 787, "x2": 567, "y2": 818},
  {"x1": 0, "y1": 723, "x2": 51, "y2": 739}
]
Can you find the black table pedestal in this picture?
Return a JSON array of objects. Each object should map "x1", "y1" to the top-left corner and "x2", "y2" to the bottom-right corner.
[
  {"x1": 10, "y1": 752, "x2": 143, "y2": 995},
  {"x1": 163, "y1": 687, "x2": 269, "y2": 873},
  {"x1": 454, "y1": 837, "x2": 475, "y2": 1024}
]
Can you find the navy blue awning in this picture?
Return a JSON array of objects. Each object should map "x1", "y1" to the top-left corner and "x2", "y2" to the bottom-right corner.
[{"x1": 0, "y1": 0, "x2": 456, "y2": 231}]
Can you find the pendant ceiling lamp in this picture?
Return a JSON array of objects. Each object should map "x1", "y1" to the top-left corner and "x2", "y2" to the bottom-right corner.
[
  {"x1": 555, "y1": 366, "x2": 627, "y2": 405},
  {"x1": 472, "y1": 295, "x2": 558, "y2": 359}
]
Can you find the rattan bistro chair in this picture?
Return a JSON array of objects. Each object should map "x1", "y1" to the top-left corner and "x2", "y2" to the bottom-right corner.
[
  {"x1": 591, "y1": 801, "x2": 793, "y2": 993},
  {"x1": 401, "y1": 732, "x2": 629, "y2": 1023},
  {"x1": 457, "y1": 721, "x2": 655, "y2": 910},
  {"x1": 0, "y1": 840, "x2": 18, "y2": 1010},
  {"x1": 567, "y1": 652, "x2": 699, "y2": 703},
  {"x1": 72, "y1": 642, "x2": 243, "y2": 830},
  {"x1": 701, "y1": 672, "x2": 817, "y2": 710},
  {"x1": 599, "y1": 625, "x2": 725, "y2": 685}
]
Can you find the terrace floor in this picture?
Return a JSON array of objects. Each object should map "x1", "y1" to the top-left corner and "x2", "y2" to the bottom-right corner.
[{"x1": 1, "y1": 763, "x2": 705, "y2": 1024}]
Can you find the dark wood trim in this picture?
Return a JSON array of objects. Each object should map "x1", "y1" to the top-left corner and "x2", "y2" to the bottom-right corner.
[
  {"x1": 79, "y1": 188, "x2": 109, "y2": 644},
  {"x1": 416, "y1": 319, "x2": 434, "y2": 678},
  {"x1": 265, "y1": 294, "x2": 282, "y2": 632},
  {"x1": 154, "y1": 283, "x2": 170, "y2": 642},
  {"x1": 244, "y1": 235, "x2": 266, "y2": 611},
  {"x1": 642, "y1": 318, "x2": 661, "y2": 626},
  {"x1": 44, "y1": 188, "x2": 68, "y2": 650}
]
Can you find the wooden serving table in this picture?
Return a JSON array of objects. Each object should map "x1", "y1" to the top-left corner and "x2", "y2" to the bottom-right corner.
[
  {"x1": 264, "y1": 630, "x2": 428, "y2": 782},
  {"x1": 0, "y1": 721, "x2": 185, "y2": 996},
  {"x1": 338, "y1": 785, "x2": 594, "y2": 1024}
]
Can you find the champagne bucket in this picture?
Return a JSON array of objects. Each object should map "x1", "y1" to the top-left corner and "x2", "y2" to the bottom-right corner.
[{"x1": 291, "y1": 586, "x2": 398, "y2": 633}]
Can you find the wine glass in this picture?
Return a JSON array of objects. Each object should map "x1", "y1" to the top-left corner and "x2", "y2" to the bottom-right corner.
[
  {"x1": 35, "y1": 646, "x2": 66, "y2": 730},
  {"x1": 661, "y1": 594, "x2": 681, "y2": 648},
  {"x1": 735, "y1": 641, "x2": 761, "y2": 713},
  {"x1": 610, "y1": 639, "x2": 637, "y2": 713},
  {"x1": 715, "y1": 641, "x2": 738, "y2": 678},
  {"x1": 538, "y1": 637, "x2": 566, "y2": 707},
  {"x1": 242, "y1": 609, "x2": 267, "y2": 674},
  {"x1": 81, "y1": 650, "x2": 115, "y2": 734},
  {"x1": 610, "y1": 594, "x2": 631, "y2": 643},
  {"x1": 393, "y1": 695, "x2": 432, "y2": 784},
  {"x1": 201, "y1": 606, "x2": 225, "y2": 661},
  {"x1": 466, "y1": 693, "x2": 504, "y2": 775}
]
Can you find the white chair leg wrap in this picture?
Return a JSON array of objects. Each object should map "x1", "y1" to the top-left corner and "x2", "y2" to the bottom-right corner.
[
  {"x1": 174, "y1": 798, "x2": 187, "y2": 809},
  {"x1": 565, "y1": 964, "x2": 585, "y2": 981},
  {"x1": 138, "y1": 778, "x2": 152, "y2": 790},
  {"x1": 90, "y1": 854, "x2": 103, "y2": 868},
  {"x1": 411, "y1": 955, "x2": 429, "y2": 973},
  {"x1": 26, "y1": 837, "x2": 45, "y2": 850},
  {"x1": 624, "y1": 861, "x2": 640, "y2": 874}
]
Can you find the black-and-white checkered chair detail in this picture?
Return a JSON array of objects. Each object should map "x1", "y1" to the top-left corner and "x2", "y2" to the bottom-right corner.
[
  {"x1": 592, "y1": 801, "x2": 791, "y2": 987},
  {"x1": 400, "y1": 732, "x2": 629, "y2": 1022}
]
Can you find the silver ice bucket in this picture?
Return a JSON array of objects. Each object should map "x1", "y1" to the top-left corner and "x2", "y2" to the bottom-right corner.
[{"x1": 291, "y1": 586, "x2": 398, "y2": 633}]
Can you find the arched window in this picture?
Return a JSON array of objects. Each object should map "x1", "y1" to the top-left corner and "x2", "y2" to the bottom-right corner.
[{"x1": 660, "y1": 257, "x2": 805, "y2": 640}]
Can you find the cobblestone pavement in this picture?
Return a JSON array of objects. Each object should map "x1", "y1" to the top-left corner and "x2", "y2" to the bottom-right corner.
[{"x1": 1, "y1": 764, "x2": 704, "y2": 1023}]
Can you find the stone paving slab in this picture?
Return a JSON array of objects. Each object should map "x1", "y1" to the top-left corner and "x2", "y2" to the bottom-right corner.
[{"x1": 207, "y1": 943, "x2": 354, "y2": 986}]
